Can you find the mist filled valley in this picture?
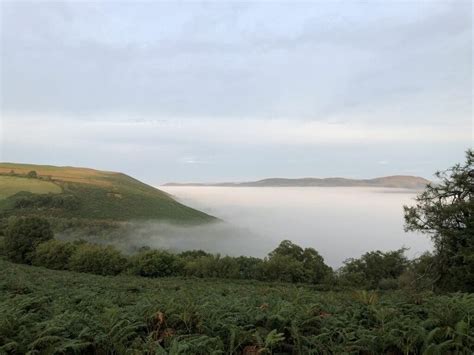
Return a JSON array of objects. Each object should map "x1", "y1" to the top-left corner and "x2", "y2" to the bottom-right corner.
[
  {"x1": 160, "y1": 186, "x2": 432, "y2": 267},
  {"x1": 1, "y1": 1, "x2": 472, "y2": 353}
]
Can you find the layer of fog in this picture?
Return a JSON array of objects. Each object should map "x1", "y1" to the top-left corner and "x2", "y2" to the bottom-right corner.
[
  {"x1": 153, "y1": 186, "x2": 433, "y2": 267},
  {"x1": 59, "y1": 186, "x2": 434, "y2": 268}
]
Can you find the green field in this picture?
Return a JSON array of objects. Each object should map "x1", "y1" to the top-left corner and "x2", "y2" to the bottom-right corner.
[
  {"x1": 0, "y1": 176, "x2": 62, "y2": 199},
  {"x1": 0, "y1": 258, "x2": 472, "y2": 354},
  {"x1": 0, "y1": 163, "x2": 216, "y2": 226}
]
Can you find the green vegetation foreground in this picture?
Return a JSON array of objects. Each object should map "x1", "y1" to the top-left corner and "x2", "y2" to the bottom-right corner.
[{"x1": 1, "y1": 259, "x2": 473, "y2": 354}]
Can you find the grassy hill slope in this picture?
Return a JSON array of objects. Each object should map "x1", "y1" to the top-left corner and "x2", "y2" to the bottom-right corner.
[{"x1": 0, "y1": 163, "x2": 215, "y2": 224}]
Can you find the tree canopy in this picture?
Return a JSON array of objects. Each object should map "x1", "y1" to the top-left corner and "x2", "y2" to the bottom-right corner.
[{"x1": 404, "y1": 149, "x2": 473, "y2": 291}]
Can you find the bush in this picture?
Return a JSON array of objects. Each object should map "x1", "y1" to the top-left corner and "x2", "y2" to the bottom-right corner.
[
  {"x1": 184, "y1": 255, "x2": 223, "y2": 278},
  {"x1": 339, "y1": 249, "x2": 408, "y2": 289},
  {"x1": 26, "y1": 170, "x2": 38, "y2": 178},
  {"x1": 129, "y1": 249, "x2": 183, "y2": 277},
  {"x1": 4, "y1": 217, "x2": 53, "y2": 264},
  {"x1": 69, "y1": 243, "x2": 127, "y2": 275},
  {"x1": 399, "y1": 252, "x2": 437, "y2": 292},
  {"x1": 262, "y1": 240, "x2": 333, "y2": 283},
  {"x1": 378, "y1": 278, "x2": 399, "y2": 290},
  {"x1": 32, "y1": 239, "x2": 77, "y2": 270},
  {"x1": 234, "y1": 256, "x2": 264, "y2": 279},
  {"x1": 0, "y1": 236, "x2": 5, "y2": 256},
  {"x1": 260, "y1": 255, "x2": 306, "y2": 283}
]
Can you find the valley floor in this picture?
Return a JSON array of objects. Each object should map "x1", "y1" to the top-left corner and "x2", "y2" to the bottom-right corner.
[{"x1": 0, "y1": 259, "x2": 473, "y2": 354}]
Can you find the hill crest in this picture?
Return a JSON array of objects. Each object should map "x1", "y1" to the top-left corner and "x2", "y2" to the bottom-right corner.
[
  {"x1": 0, "y1": 162, "x2": 216, "y2": 224},
  {"x1": 164, "y1": 175, "x2": 429, "y2": 189}
]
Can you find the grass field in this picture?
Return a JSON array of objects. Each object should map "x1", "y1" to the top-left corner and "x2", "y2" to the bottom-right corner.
[
  {"x1": 0, "y1": 176, "x2": 62, "y2": 199},
  {"x1": 0, "y1": 258, "x2": 472, "y2": 354},
  {"x1": 0, "y1": 163, "x2": 216, "y2": 225}
]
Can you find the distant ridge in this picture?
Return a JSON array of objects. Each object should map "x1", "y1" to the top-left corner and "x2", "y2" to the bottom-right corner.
[{"x1": 164, "y1": 175, "x2": 430, "y2": 189}]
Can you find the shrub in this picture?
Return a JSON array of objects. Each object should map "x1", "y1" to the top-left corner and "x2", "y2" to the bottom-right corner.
[
  {"x1": 129, "y1": 249, "x2": 183, "y2": 277},
  {"x1": 377, "y1": 278, "x2": 399, "y2": 290},
  {"x1": 69, "y1": 243, "x2": 127, "y2": 275},
  {"x1": 260, "y1": 255, "x2": 306, "y2": 283},
  {"x1": 263, "y1": 240, "x2": 332, "y2": 283},
  {"x1": 184, "y1": 255, "x2": 222, "y2": 278},
  {"x1": 0, "y1": 236, "x2": 5, "y2": 256},
  {"x1": 234, "y1": 256, "x2": 264, "y2": 279},
  {"x1": 4, "y1": 217, "x2": 53, "y2": 264},
  {"x1": 32, "y1": 239, "x2": 77, "y2": 270},
  {"x1": 339, "y1": 249, "x2": 408, "y2": 289}
]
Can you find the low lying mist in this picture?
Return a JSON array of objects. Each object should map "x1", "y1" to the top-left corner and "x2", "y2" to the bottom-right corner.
[
  {"x1": 159, "y1": 186, "x2": 434, "y2": 267},
  {"x1": 60, "y1": 186, "x2": 433, "y2": 268}
]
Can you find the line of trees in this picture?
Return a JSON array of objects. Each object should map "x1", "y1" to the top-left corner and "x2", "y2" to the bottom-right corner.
[{"x1": 0, "y1": 216, "x2": 442, "y2": 291}]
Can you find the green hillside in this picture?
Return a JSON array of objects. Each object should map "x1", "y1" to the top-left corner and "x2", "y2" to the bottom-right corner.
[
  {"x1": 1, "y1": 258, "x2": 473, "y2": 354},
  {"x1": 0, "y1": 163, "x2": 216, "y2": 226}
]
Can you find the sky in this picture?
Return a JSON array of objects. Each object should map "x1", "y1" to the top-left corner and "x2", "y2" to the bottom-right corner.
[{"x1": 0, "y1": 0, "x2": 472, "y2": 184}]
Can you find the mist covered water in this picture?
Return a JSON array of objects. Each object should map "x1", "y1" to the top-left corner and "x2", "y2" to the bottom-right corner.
[{"x1": 160, "y1": 186, "x2": 433, "y2": 267}]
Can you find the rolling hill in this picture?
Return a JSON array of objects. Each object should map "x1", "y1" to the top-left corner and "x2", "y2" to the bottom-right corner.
[
  {"x1": 164, "y1": 175, "x2": 430, "y2": 189},
  {"x1": 0, "y1": 163, "x2": 216, "y2": 226}
]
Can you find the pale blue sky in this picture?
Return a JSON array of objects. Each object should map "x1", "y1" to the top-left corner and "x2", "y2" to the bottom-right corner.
[{"x1": 0, "y1": 0, "x2": 472, "y2": 184}]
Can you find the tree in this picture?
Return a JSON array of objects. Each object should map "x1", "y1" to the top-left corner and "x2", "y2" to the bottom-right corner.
[
  {"x1": 69, "y1": 243, "x2": 127, "y2": 275},
  {"x1": 404, "y1": 149, "x2": 473, "y2": 292},
  {"x1": 26, "y1": 170, "x2": 38, "y2": 178},
  {"x1": 32, "y1": 239, "x2": 77, "y2": 270},
  {"x1": 129, "y1": 249, "x2": 183, "y2": 277},
  {"x1": 339, "y1": 249, "x2": 408, "y2": 289},
  {"x1": 266, "y1": 240, "x2": 332, "y2": 283},
  {"x1": 4, "y1": 217, "x2": 53, "y2": 263}
]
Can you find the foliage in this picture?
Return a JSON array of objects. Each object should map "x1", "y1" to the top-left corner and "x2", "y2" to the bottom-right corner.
[
  {"x1": 264, "y1": 240, "x2": 332, "y2": 284},
  {"x1": 68, "y1": 243, "x2": 127, "y2": 276},
  {"x1": 32, "y1": 239, "x2": 77, "y2": 270},
  {"x1": 404, "y1": 149, "x2": 474, "y2": 292},
  {"x1": 0, "y1": 259, "x2": 473, "y2": 354},
  {"x1": 4, "y1": 217, "x2": 53, "y2": 264},
  {"x1": 26, "y1": 170, "x2": 38, "y2": 178},
  {"x1": 339, "y1": 248, "x2": 408, "y2": 289},
  {"x1": 129, "y1": 249, "x2": 183, "y2": 277}
]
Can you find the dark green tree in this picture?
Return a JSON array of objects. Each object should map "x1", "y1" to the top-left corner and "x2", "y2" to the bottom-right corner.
[
  {"x1": 69, "y1": 243, "x2": 127, "y2": 276},
  {"x1": 32, "y1": 239, "x2": 77, "y2": 270},
  {"x1": 26, "y1": 170, "x2": 38, "y2": 178},
  {"x1": 4, "y1": 217, "x2": 53, "y2": 263},
  {"x1": 404, "y1": 149, "x2": 473, "y2": 292},
  {"x1": 340, "y1": 249, "x2": 408, "y2": 289},
  {"x1": 266, "y1": 240, "x2": 332, "y2": 283}
]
